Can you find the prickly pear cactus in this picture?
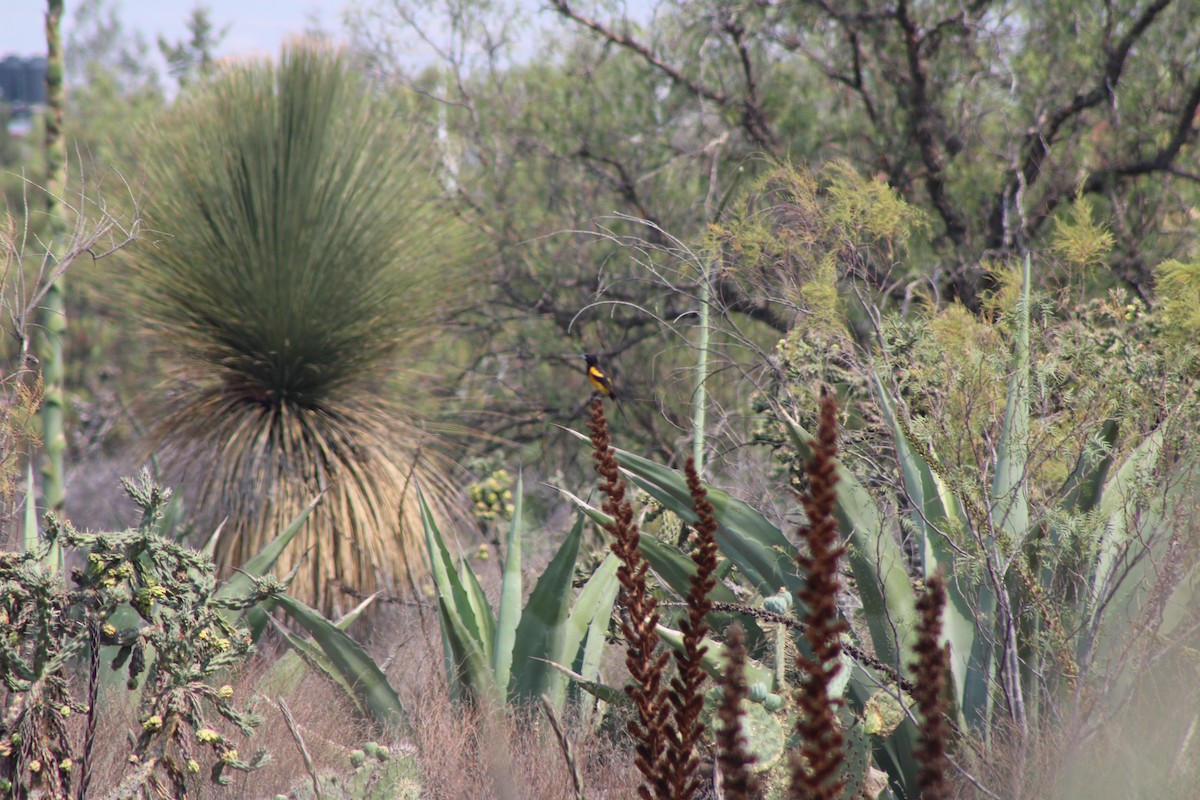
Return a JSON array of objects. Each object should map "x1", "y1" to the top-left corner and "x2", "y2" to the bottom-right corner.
[
  {"x1": 839, "y1": 710, "x2": 872, "y2": 799},
  {"x1": 287, "y1": 742, "x2": 420, "y2": 800}
]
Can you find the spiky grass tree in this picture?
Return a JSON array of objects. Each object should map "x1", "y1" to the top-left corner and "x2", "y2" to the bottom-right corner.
[{"x1": 127, "y1": 44, "x2": 471, "y2": 613}]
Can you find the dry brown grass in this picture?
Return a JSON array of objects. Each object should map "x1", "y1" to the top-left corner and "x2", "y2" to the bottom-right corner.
[{"x1": 68, "y1": 609, "x2": 640, "y2": 799}]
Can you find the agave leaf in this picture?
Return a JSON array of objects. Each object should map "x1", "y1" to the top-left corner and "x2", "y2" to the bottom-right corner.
[
  {"x1": 259, "y1": 592, "x2": 381, "y2": 698},
  {"x1": 655, "y1": 624, "x2": 774, "y2": 689},
  {"x1": 638, "y1": 534, "x2": 763, "y2": 648},
  {"x1": 265, "y1": 615, "x2": 364, "y2": 714},
  {"x1": 1089, "y1": 425, "x2": 1166, "y2": 608},
  {"x1": 420, "y1": 487, "x2": 487, "y2": 669},
  {"x1": 439, "y1": 594, "x2": 501, "y2": 705},
  {"x1": 458, "y1": 552, "x2": 496, "y2": 664},
  {"x1": 874, "y1": 373, "x2": 972, "y2": 716},
  {"x1": 510, "y1": 514, "x2": 582, "y2": 704},
  {"x1": 543, "y1": 660, "x2": 630, "y2": 708},
  {"x1": 217, "y1": 493, "x2": 321, "y2": 630},
  {"x1": 778, "y1": 410, "x2": 918, "y2": 674},
  {"x1": 990, "y1": 253, "x2": 1033, "y2": 544},
  {"x1": 560, "y1": 431, "x2": 805, "y2": 602},
  {"x1": 1082, "y1": 448, "x2": 1189, "y2": 673},
  {"x1": 273, "y1": 593, "x2": 409, "y2": 732},
  {"x1": 965, "y1": 253, "x2": 1034, "y2": 731},
  {"x1": 492, "y1": 476, "x2": 525, "y2": 695},
  {"x1": 567, "y1": 552, "x2": 621, "y2": 689},
  {"x1": 1059, "y1": 420, "x2": 1120, "y2": 514}
]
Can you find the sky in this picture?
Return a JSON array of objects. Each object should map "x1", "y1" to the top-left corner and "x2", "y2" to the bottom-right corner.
[{"x1": 0, "y1": 1, "x2": 341, "y2": 60}]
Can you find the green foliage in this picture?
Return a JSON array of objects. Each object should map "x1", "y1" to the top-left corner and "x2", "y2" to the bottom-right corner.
[
  {"x1": 710, "y1": 161, "x2": 927, "y2": 327},
  {"x1": 1155, "y1": 257, "x2": 1200, "y2": 340},
  {"x1": 125, "y1": 42, "x2": 476, "y2": 612},
  {"x1": 0, "y1": 474, "x2": 275, "y2": 798},
  {"x1": 1050, "y1": 192, "x2": 1115, "y2": 274},
  {"x1": 422, "y1": 479, "x2": 620, "y2": 712},
  {"x1": 158, "y1": 6, "x2": 228, "y2": 89}
]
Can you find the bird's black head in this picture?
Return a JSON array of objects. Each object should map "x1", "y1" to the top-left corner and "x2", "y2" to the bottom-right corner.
[{"x1": 583, "y1": 353, "x2": 599, "y2": 367}]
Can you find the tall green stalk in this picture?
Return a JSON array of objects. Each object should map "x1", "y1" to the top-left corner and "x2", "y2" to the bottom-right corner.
[
  {"x1": 39, "y1": 0, "x2": 67, "y2": 569},
  {"x1": 692, "y1": 257, "x2": 711, "y2": 475}
]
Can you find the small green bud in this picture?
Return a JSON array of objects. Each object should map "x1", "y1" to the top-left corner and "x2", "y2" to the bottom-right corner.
[
  {"x1": 748, "y1": 682, "x2": 769, "y2": 703},
  {"x1": 350, "y1": 749, "x2": 366, "y2": 768},
  {"x1": 763, "y1": 693, "x2": 785, "y2": 712},
  {"x1": 187, "y1": 759, "x2": 201, "y2": 774},
  {"x1": 143, "y1": 715, "x2": 163, "y2": 731}
]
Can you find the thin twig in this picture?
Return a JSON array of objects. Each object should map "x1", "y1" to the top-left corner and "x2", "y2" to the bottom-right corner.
[
  {"x1": 277, "y1": 697, "x2": 323, "y2": 800},
  {"x1": 540, "y1": 696, "x2": 584, "y2": 800}
]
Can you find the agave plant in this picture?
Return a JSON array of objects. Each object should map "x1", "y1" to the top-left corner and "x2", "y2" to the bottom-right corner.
[
  {"x1": 566, "y1": 256, "x2": 1200, "y2": 797},
  {"x1": 125, "y1": 43, "x2": 474, "y2": 613}
]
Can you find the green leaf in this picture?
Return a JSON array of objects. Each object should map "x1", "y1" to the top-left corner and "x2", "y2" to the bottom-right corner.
[
  {"x1": 274, "y1": 593, "x2": 409, "y2": 733},
  {"x1": 779, "y1": 411, "x2": 918, "y2": 674},
  {"x1": 438, "y1": 594, "x2": 501, "y2": 705},
  {"x1": 990, "y1": 252, "x2": 1033, "y2": 542},
  {"x1": 420, "y1": 487, "x2": 487, "y2": 678},
  {"x1": 564, "y1": 432, "x2": 804, "y2": 602},
  {"x1": 655, "y1": 624, "x2": 774, "y2": 688},
  {"x1": 217, "y1": 493, "x2": 321, "y2": 630},
  {"x1": 875, "y1": 373, "x2": 972, "y2": 717},
  {"x1": 492, "y1": 475, "x2": 525, "y2": 696},
  {"x1": 567, "y1": 552, "x2": 621, "y2": 689},
  {"x1": 511, "y1": 514, "x2": 583, "y2": 705},
  {"x1": 638, "y1": 534, "x2": 762, "y2": 648}
]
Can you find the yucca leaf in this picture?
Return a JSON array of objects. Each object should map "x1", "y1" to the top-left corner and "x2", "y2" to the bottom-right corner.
[
  {"x1": 511, "y1": 515, "x2": 584, "y2": 705},
  {"x1": 492, "y1": 475, "x2": 526, "y2": 696},
  {"x1": 273, "y1": 593, "x2": 409, "y2": 732}
]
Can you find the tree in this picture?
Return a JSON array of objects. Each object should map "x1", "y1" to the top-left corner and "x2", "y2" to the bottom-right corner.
[
  {"x1": 158, "y1": 5, "x2": 229, "y2": 89},
  {"x1": 125, "y1": 42, "x2": 476, "y2": 613},
  {"x1": 348, "y1": 0, "x2": 1200, "y2": 478}
]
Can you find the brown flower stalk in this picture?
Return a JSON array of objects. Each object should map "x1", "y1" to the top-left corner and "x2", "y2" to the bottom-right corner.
[
  {"x1": 587, "y1": 396, "x2": 672, "y2": 799},
  {"x1": 912, "y1": 572, "x2": 953, "y2": 800},
  {"x1": 790, "y1": 391, "x2": 848, "y2": 800},
  {"x1": 715, "y1": 623, "x2": 761, "y2": 800},
  {"x1": 662, "y1": 457, "x2": 722, "y2": 799}
]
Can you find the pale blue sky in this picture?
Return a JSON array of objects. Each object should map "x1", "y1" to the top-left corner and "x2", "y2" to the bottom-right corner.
[{"x1": 1, "y1": 1, "x2": 341, "y2": 60}]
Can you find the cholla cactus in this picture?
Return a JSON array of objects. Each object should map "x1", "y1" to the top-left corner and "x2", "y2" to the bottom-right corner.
[{"x1": 0, "y1": 473, "x2": 275, "y2": 798}]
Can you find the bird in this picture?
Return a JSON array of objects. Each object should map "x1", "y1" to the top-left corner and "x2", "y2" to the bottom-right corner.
[
  {"x1": 583, "y1": 353, "x2": 629, "y2": 424},
  {"x1": 583, "y1": 353, "x2": 618, "y2": 400}
]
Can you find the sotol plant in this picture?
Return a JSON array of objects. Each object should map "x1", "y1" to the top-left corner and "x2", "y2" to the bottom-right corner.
[{"x1": 125, "y1": 42, "x2": 475, "y2": 613}]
